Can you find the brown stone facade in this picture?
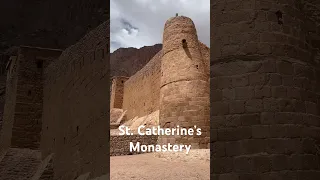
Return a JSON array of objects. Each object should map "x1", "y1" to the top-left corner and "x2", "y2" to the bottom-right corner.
[
  {"x1": 159, "y1": 16, "x2": 210, "y2": 149},
  {"x1": 110, "y1": 16, "x2": 211, "y2": 150},
  {"x1": 110, "y1": 76, "x2": 129, "y2": 109},
  {"x1": 0, "y1": 21, "x2": 109, "y2": 180},
  {"x1": 0, "y1": 47, "x2": 62, "y2": 154},
  {"x1": 40, "y1": 21, "x2": 109, "y2": 180},
  {"x1": 122, "y1": 50, "x2": 162, "y2": 120},
  {"x1": 211, "y1": 0, "x2": 320, "y2": 179}
]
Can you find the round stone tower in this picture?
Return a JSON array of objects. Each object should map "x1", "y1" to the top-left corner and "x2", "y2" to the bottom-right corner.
[
  {"x1": 158, "y1": 16, "x2": 210, "y2": 149},
  {"x1": 211, "y1": 0, "x2": 320, "y2": 179}
]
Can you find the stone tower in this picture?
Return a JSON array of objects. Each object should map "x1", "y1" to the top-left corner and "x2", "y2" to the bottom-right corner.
[
  {"x1": 211, "y1": 0, "x2": 320, "y2": 179},
  {"x1": 110, "y1": 76, "x2": 129, "y2": 109},
  {"x1": 0, "y1": 46, "x2": 61, "y2": 153},
  {"x1": 159, "y1": 16, "x2": 210, "y2": 149}
]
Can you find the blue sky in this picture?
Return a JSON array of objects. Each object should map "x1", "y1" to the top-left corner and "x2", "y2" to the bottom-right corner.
[{"x1": 110, "y1": 0, "x2": 210, "y2": 52}]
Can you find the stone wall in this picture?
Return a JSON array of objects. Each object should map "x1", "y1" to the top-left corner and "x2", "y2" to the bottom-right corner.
[
  {"x1": 41, "y1": 21, "x2": 109, "y2": 180},
  {"x1": 110, "y1": 135, "x2": 158, "y2": 156},
  {"x1": 211, "y1": 0, "x2": 320, "y2": 178},
  {"x1": 110, "y1": 76, "x2": 129, "y2": 109},
  {"x1": 120, "y1": 40, "x2": 209, "y2": 122},
  {"x1": 0, "y1": 55, "x2": 8, "y2": 130},
  {"x1": 122, "y1": 50, "x2": 162, "y2": 120},
  {"x1": 159, "y1": 16, "x2": 210, "y2": 149},
  {"x1": 0, "y1": 56, "x2": 19, "y2": 154},
  {"x1": 0, "y1": 148, "x2": 41, "y2": 180},
  {"x1": 12, "y1": 47, "x2": 62, "y2": 150}
]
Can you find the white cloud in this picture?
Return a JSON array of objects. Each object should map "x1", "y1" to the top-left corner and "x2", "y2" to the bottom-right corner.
[{"x1": 110, "y1": 0, "x2": 210, "y2": 52}]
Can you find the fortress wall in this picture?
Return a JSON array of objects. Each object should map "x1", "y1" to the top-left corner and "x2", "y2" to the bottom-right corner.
[
  {"x1": 211, "y1": 0, "x2": 320, "y2": 178},
  {"x1": 301, "y1": 1, "x2": 320, "y2": 61},
  {"x1": 199, "y1": 42, "x2": 210, "y2": 79},
  {"x1": 159, "y1": 16, "x2": 210, "y2": 149},
  {"x1": 41, "y1": 21, "x2": 109, "y2": 180},
  {"x1": 110, "y1": 76, "x2": 129, "y2": 109},
  {"x1": 110, "y1": 135, "x2": 158, "y2": 156},
  {"x1": 0, "y1": 57, "x2": 19, "y2": 154},
  {"x1": 0, "y1": 46, "x2": 61, "y2": 153},
  {"x1": 122, "y1": 50, "x2": 162, "y2": 120},
  {"x1": 121, "y1": 41, "x2": 209, "y2": 121},
  {"x1": 11, "y1": 47, "x2": 62, "y2": 150}
]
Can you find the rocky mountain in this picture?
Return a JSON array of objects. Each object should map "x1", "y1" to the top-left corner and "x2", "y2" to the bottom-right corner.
[{"x1": 110, "y1": 44, "x2": 162, "y2": 77}]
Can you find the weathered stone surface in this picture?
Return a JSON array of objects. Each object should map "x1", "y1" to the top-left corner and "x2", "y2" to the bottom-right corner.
[
  {"x1": 0, "y1": 148, "x2": 41, "y2": 180},
  {"x1": 211, "y1": 0, "x2": 320, "y2": 179}
]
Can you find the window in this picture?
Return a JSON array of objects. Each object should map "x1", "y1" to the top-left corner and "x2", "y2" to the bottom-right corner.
[{"x1": 36, "y1": 60, "x2": 43, "y2": 69}]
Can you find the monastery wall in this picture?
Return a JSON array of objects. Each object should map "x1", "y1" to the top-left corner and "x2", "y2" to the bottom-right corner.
[
  {"x1": 122, "y1": 50, "x2": 162, "y2": 120},
  {"x1": 41, "y1": 21, "x2": 109, "y2": 180},
  {"x1": 0, "y1": 47, "x2": 61, "y2": 155},
  {"x1": 11, "y1": 47, "x2": 61, "y2": 150},
  {"x1": 110, "y1": 76, "x2": 129, "y2": 109},
  {"x1": 110, "y1": 135, "x2": 158, "y2": 156},
  {"x1": 0, "y1": 57, "x2": 19, "y2": 154},
  {"x1": 211, "y1": 0, "x2": 320, "y2": 178},
  {"x1": 120, "y1": 41, "x2": 209, "y2": 121}
]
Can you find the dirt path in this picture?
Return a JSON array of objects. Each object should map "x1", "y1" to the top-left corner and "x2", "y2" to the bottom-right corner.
[{"x1": 110, "y1": 150, "x2": 209, "y2": 180}]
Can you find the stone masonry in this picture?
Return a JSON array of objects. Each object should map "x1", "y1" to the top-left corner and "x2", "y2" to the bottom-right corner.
[
  {"x1": 110, "y1": 135, "x2": 158, "y2": 156},
  {"x1": 211, "y1": 0, "x2": 320, "y2": 179},
  {"x1": 159, "y1": 16, "x2": 210, "y2": 149},
  {"x1": 0, "y1": 21, "x2": 109, "y2": 180},
  {"x1": 110, "y1": 76, "x2": 129, "y2": 109},
  {"x1": 110, "y1": 16, "x2": 211, "y2": 151}
]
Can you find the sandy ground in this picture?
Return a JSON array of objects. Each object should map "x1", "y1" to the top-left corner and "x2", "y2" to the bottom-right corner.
[{"x1": 110, "y1": 149, "x2": 210, "y2": 180}]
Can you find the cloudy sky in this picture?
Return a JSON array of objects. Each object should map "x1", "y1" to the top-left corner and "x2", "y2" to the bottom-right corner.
[{"x1": 110, "y1": 0, "x2": 210, "y2": 52}]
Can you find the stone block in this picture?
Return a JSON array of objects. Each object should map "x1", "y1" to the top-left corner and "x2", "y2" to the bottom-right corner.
[
  {"x1": 254, "y1": 86, "x2": 271, "y2": 98},
  {"x1": 234, "y1": 156, "x2": 253, "y2": 173},
  {"x1": 245, "y1": 99, "x2": 263, "y2": 113},
  {"x1": 212, "y1": 157, "x2": 234, "y2": 173},
  {"x1": 212, "y1": 102, "x2": 229, "y2": 115},
  {"x1": 252, "y1": 125, "x2": 270, "y2": 139},
  {"x1": 235, "y1": 87, "x2": 254, "y2": 100},
  {"x1": 229, "y1": 100, "x2": 245, "y2": 114},
  {"x1": 260, "y1": 60, "x2": 276, "y2": 73}
]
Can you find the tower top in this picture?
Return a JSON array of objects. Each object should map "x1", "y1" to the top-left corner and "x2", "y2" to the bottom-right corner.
[
  {"x1": 162, "y1": 16, "x2": 198, "y2": 54},
  {"x1": 176, "y1": 13, "x2": 178, "y2": 17}
]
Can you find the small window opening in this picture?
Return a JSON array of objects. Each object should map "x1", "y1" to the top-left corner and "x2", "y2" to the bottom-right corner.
[
  {"x1": 182, "y1": 39, "x2": 187, "y2": 48},
  {"x1": 76, "y1": 126, "x2": 79, "y2": 134},
  {"x1": 28, "y1": 90, "x2": 31, "y2": 96},
  {"x1": 64, "y1": 137, "x2": 66, "y2": 144},
  {"x1": 36, "y1": 60, "x2": 43, "y2": 69},
  {"x1": 196, "y1": 65, "x2": 199, "y2": 69},
  {"x1": 275, "y1": 10, "x2": 283, "y2": 25}
]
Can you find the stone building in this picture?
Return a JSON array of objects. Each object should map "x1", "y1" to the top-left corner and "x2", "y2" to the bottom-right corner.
[
  {"x1": 110, "y1": 16, "x2": 210, "y2": 154},
  {"x1": 0, "y1": 21, "x2": 109, "y2": 180},
  {"x1": 0, "y1": 14, "x2": 210, "y2": 179}
]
